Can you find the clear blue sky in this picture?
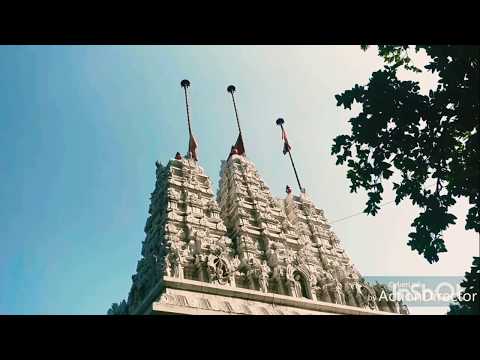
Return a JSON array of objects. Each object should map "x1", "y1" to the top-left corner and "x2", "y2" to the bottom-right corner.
[{"x1": 0, "y1": 46, "x2": 477, "y2": 314}]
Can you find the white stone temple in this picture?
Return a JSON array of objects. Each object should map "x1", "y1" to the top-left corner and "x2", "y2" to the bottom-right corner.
[{"x1": 107, "y1": 82, "x2": 409, "y2": 315}]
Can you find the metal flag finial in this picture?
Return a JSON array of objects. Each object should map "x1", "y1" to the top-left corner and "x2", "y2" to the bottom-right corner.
[
  {"x1": 227, "y1": 85, "x2": 236, "y2": 93},
  {"x1": 276, "y1": 118, "x2": 304, "y2": 193},
  {"x1": 180, "y1": 79, "x2": 198, "y2": 161}
]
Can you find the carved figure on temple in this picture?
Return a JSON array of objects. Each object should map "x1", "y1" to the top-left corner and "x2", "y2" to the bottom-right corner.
[
  {"x1": 169, "y1": 242, "x2": 185, "y2": 279},
  {"x1": 265, "y1": 244, "x2": 279, "y2": 268},
  {"x1": 166, "y1": 188, "x2": 178, "y2": 211},
  {"x1": 218, "y1": 235, "x2": 232, "y2": 248},
  {"x1": 164, "y1": 255, "x2": 172, "y2": 277},
  {"x1": 206, "y1": 251, "x2": 217, "y2": 279},
  {"x1": 171, "y1": 254, "x2": 181, "y2": 278},
  {"x1": 281, "y1": 219, "x2": 295, "y2": 234},
  {"x1": 332, "y1": 278, "x2": 346, "y2": 305},
  {"x1": 194, "y1": 254, "x2": 206, "y2": 282},
  {"x1": 291, "y1": 274, "x2": 302, "y2": 297},
  {"x1": 285, "y1": 259, "x2": 298, "y2": 296},
  {"x1": 193, "y1": 229, "x2": 206, "y2": 254},
  {"x1": 243, "y1": 257, "x2": 258, "y2": 286},
  {"x1": 295, "y1": 241, "x2": 309, "y2": 266},
  {"x1": 207, "y1": 198, "x2": 221, "y2": 218},
  {"x1": 353, "y1": 280, "x2": 367, "y2": 308},
  {"x1": 228, "y1": 255, "x2": 241, "y2": 286},
  {"x1": 342, "y1": 277, "x2": 357, "y2": 307},
  {"x1": 258, "y1": 260, "x2": 271, "y2": 293}
]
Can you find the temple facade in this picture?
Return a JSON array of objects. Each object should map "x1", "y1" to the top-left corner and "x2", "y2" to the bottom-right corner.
[
  {"x1": 107, "y1": 152, "x2": 408, "y2": 315},
  {"x1": 107, "y1": 82, "x2": 408, "y2": 315}
]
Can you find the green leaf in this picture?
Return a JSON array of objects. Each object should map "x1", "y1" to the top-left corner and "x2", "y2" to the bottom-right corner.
[{"x1": 332, "y1": 45, "x2": 479, "y2": 267}]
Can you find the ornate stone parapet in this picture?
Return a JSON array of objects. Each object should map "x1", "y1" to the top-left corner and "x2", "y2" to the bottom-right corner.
[{"x1": 151, "y1": 277, "x2": 396, "y2": 315}]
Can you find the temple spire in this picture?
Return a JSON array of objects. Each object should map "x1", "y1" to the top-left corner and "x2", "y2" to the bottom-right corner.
[
  {"x1": 276, "y1": 118, "x2": 305, "y2": 193},
  {"x1": 181, "y1": 79, "x2": 198, "y2": 161},
  {"x1": 227, "y1": 85, "x2": 246, "y2": 157}
]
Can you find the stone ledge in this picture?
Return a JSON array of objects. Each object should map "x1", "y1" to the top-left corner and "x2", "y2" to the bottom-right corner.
[
  {"x1": 152, "y1": 302, "x2": 240, "y2": 315},
  {"x1": 158, "y1": 277, "x2": 394, "y2": 315},
  {"x1": 152, "y1": 287, "x2": 334, "y2": 315}
]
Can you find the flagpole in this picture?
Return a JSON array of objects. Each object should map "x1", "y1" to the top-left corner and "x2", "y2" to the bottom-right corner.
[
  {"x1": 276, "y1": 118, "x2": 304, "y2": 193},
  {"x1": 181, "y1": 79, "x2": 192, "y2": 138},
  {"x1": 227, "y1": 85, "x2": 242, "y2": 138},
  {"x1": 181, "y1": 79, "x2": 198, "y2": 161}
]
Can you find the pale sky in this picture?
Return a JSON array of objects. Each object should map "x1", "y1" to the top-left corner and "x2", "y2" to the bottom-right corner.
[{"x1": 0, "y1": 46, "x2": 477, "y2": 314}]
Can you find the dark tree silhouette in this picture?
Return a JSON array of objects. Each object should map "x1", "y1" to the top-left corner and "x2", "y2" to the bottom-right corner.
[
  {"x1": 448, "y1": 257, "x2": 479, "y2": 315},
  {"x1": 332, "y1": 45, "x2": 479, "y2": 264}
]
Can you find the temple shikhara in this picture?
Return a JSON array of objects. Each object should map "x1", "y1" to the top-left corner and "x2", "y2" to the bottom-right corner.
[{"x1": 107, "y1": 81, "x2": 409, "y2": 315}]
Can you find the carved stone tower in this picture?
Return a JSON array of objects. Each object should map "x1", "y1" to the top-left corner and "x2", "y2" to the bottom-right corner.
[
  {"x1": 217, "y1": 154, "x2": 299, "y2": 297},
  {"x1": 107, "y1": 82, "x2": 408, "y2": 315},
  {"x1": 215, "y1": 153, "x2": 402, "y2": 313}
]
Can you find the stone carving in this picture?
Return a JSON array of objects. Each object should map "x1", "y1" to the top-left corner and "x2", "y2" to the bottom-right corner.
[
  {"x1": 206, "y1": 251, "x2": 217, "y2": 281},
  {"x1": 330, "y1": 259, "x2": 347, "y2": 280},
  {"x1": 265, "y1": 244, "x2": 279, "y2": 268},
  {"x1": 328, "y1": 232, "x2": 341, "y2": 247},
  {"x1": 292, "y1": 274, "x2": 304, "y2": 298},
  {"x1": 195, "y1": 254, "x2": 206, "y2": 282},
  {"x1": 281, "y1": 219, "x2": 295, "y2": 235},
  {"x1": 308, "y1": 271, "x2": 319, "y2": 301},
  {"x1": 285, "y1": 259, "x2": 299, "y2": 297},
  {"x1": 331, "y1": 278, "x2": 346, "y2": 305},
  {"x1": 218, "y1": 235, "x2": 232, "y2": 249},
  {"x1": 229, "y1": 255, "x2": 241, "y2": 286},
  {"x1": 216, "y1": 222, "x2": 227, "y2": 231},
  {"x1": 164, "y1": 222, "x2": 176, "y2": 238},
  {"x1": 342, "y1": 277, "x2": 358, "y2": 307},
  {"x1": 258, "y1": 260, "x2": 271, "y2": 293},
  {"x1": 243, "y1": 257, "x2": 260, "y2": 290},
  {"x1": 230, "y1": 255, "x2": 241, "y2": 272},
  {"x1": 206, "y1": 246, "x2": 231, "y2": 286},
  {"x1": 164, "y1": 255, "x2": 172, "y2": 277},
  {"x1": 192, "y1": 228, "x2": 207, "y2": 254},
  {"x1": 114, "y1": 152, "x2": 406, "y2": 314},
  {"x1": 295, "y1": 239, "x2": 309, "y2": 266},
  {"x1": 170, "y1": 244, "x2": 184, "y2": 279},
  {"x1": 188, "y1": 191, "x2": 203, "y2": 207},
  {"x1": 206, "y1": 199, "x2": 221, "y2": 222},
  {"x1": 352, "y1": 280, "x2": 366, "y2": 308}
]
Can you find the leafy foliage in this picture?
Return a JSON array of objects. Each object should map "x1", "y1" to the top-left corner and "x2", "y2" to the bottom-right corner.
[
  {"x1": 448, "y1": 256, "x2": 479, "y2": 315},
  {"x1": 332, "y1": 46, "x2": 479, "y2": 263}
]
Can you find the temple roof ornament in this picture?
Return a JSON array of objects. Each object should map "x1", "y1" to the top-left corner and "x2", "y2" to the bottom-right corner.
[
  {"x1": 276, "y1": 118, "x2": 305, "y2": 194},
  {"x1": 227, "y1": 85, "x2": 246, "y2": 158},
  {"x1": 181, "y1": 79, "x2": 198, "y2": 161}
]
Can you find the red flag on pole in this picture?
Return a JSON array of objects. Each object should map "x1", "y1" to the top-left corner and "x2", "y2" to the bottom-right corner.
[
  {"x1": 234, "y1": 133, "x2": 245, "y2": 156},
  {"x1": 281, "y1": 128, "x2": 291, "y2": 155},
  {"x1": 188, "y1": 133, "x2": 198, "y2": 161}
]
